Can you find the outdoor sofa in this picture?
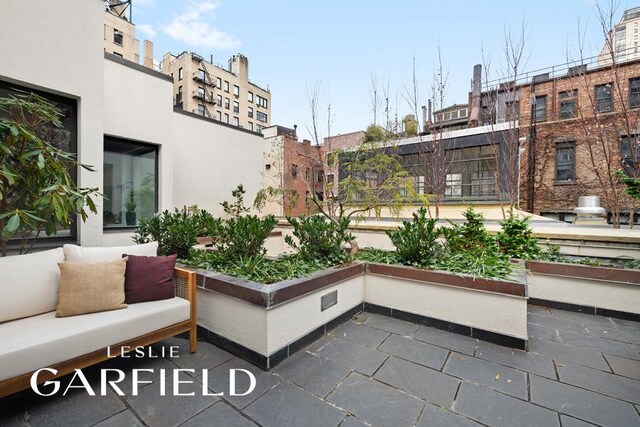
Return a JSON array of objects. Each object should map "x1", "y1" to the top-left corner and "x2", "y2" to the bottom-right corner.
[{"x1": 0, "y1": 242, "x2": 196, "y2": 397}]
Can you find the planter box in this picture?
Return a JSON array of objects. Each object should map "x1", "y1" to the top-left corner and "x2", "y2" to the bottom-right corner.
[
  {"x1": 526, "y1": 260, "x2": 640, "y2": 321},
  {"x1": 365, "y1": 264, "x2": 528, "y2": 349},
  {"x1": 189, "y1": 260, "x2": 529, "y2": 369}
]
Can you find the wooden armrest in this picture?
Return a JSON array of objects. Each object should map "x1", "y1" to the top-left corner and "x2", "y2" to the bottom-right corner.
[{"x1": 173, "y1": 267, "x2": 196, "y2": 302}]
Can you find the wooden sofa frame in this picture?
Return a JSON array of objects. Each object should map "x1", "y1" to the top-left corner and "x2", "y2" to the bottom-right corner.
[{"x1": 0, "y1": 267, "x2": 197, "y2": 398}]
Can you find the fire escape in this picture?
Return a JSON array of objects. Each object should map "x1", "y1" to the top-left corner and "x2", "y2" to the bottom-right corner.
[{"x1": 191, "y1": 53, "x2": 217, "y2": 119}]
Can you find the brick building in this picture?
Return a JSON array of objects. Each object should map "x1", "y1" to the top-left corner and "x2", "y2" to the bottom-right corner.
[{"x1": 262, "y1": 126, "x2": 324, "y2": 216}]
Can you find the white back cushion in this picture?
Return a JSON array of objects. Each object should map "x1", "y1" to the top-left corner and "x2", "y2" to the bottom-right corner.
[
  {"x1": 63, "y1": 242, "x2": 158, "y2": 263},
  {"x1": 0, "y1": 248, "x2": 65, "y2": 323}
]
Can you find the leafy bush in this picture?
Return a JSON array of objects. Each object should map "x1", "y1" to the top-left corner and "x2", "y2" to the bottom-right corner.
[
  {"x1": 496, "y1": 211, "x2": 542, "y2": 260},
  {"x1": 221, "y1": 184, "x2": 251, "y2": 217},
  {"x1": 214, "y1": 214, "x2": 277, "y2": 259},
  {"x1": 385, "y1": 207, "x2": 444, "y2": 267},
  {"x1": 285, "y1": 215, "x2": 354, "y2": 264},
  {"x1": 442, "y1": 207, "x2": 494, "y2": 253},
  {"x1": 439, "y1": 249, "x2": 514, "y2": 279},
  {"x1": 133, "y1": 207, "x2": 220, "y2": 258},
  {"x1": 540, "y1": 242, "x2": 567, "y2": 263}
]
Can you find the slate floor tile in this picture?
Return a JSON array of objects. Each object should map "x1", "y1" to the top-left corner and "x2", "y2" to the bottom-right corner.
[
  {"x1": 351, "y1": 311, "x2": 374, "y2": 324},
  {"x1": 374, "y1": 356, "x2": 459, "y2": 407},
  {"x1": 93, "y1": 410, "x2": 144, "y2": 427},
  {"x1": 329, "y1": 320, "x2": 390, "y2": 348},
  {"x1": 528, "y1": 336, "x2": 610, "y2": 371},
  {"x1": 556, "y1": 361, "x2": 640, "y2": 404},
  {"x1": 378, "y1": 333, "x2": 449, "y2": 370},
  {"x1": 603, "y1": 353, "x2": 640, "y2": 380},
  {"x1": 327, "y1": 372, "x2": 423, "y2": 427},
  {"x1": 22, "y1": 387, "x2": 125, "y2": 427},
  {"x1": 415, "y1": 403, "x2": 484, "y2": 427},
  {"x1": 307, "y1": 336, "x2": 388, "y2": 376},
  {"x1": 454, "y1": 381, "x2": 560, "y2": 427},
  {"x1": 596, "y1": 327, "x2": 640, "y2": 345},
  {"x1": 363, "y1": 314, "x2": 420, "y2": 335},
  {"x1": 339, "y1": 416, "x2": 370, "y2": 427},
  {"x1": 555, "y1": 329, "x2": 640, "y2": 360},
  {"x1": 153, "y1": 337, "x2": 234, "y2": 371},
  {"x1": 204, "y1": 358, "x2": 280, "y2": 410},
  {"x1": 273, "y1": 351, "x2": 350, "y2": 398},
  {"x1": 560, "y1": 414, "x2": 600, "y2": 427},
  {"x1": 530, "y1": 374, "x2": 640, "y2": 427},
  {"x1": 443, "y1": 353, "x2": 528, "y2": 399},
  {"x1": 244, "y1": 383, "x2": 344, "y2": 427},
  {"x1": 180, "y1": 401, "x2": 257, "y2": 427},
  {"x1": 413, "y1": 325, "x2": 477, "y2": 355},
  {"x1": 125, "y1": 373, "x2": 217, "y2": 427},
  {"x1": 475, "y1": 340, "x2": 556, "y2": 379}
]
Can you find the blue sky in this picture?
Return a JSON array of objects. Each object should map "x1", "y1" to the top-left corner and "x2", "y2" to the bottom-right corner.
[{"x1": 131, "y1": 0, "x2": 634, "y2": 140}]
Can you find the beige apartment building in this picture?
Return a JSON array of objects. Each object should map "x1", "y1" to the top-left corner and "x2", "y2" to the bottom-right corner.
[
  {"x1": 103, "y1": 1, "x2": 153, "y2": 68},
  {"x1": 161, "y1": 52, "x2": 271, "y2": 133},
  {"x1": 599, "y1": 6, "x2": 640, "y2": 65}
]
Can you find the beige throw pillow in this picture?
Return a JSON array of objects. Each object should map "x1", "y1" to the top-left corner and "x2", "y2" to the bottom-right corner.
[{"x1": 56, "y1": 258, "x2": 128, "y2": 317}]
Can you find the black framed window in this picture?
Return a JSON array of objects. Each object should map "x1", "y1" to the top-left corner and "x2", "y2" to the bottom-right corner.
[
  {"x1": 555, "y1": 142, "x2": 576, "y2": 183},
  {"x1": 0, "y1": 80, "x2": 78, "y2": 241},
  {"x1": 257, "y1": 111, "x2": 268, "y2": 123},
  {"x1": 621, "y1": 135, "x2": 639, "y2": 175},
  {"x1": 533, "y1": 95, "x2": 547, "y2": 122},
  {"x1": 103, "y1": 137, "x2": 158, "y2": 229},
  {"x1": 559, "y1": 90, "x2": 577, "y2": 119},
  {"x1": 595, "y1": 84, "x2": 613, "y2": 113},
  {"x1": 629, "y1": 77, "x2": 640, "y2": 108},
  {"x1": 113, "y1": 29, "x2": 123, "y2": 46}
]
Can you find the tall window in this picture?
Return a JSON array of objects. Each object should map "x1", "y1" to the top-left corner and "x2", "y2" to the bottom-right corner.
[
  {"x1": 233, "y1": 101, "x2": 239, "y2": 113},
  {"x1": 559, "y1": 90, "x2": 577, "y2": 119},
  {"x1": 224, "y1": 81, "x2": 229, "y2": 92},
  {"x1": 533, "y1": 95, "x2": 547, "y2": 122},
  {"x1": 233, "y1": 85, "x2": 240, "y2": 97},
  {"x1": 595, "y1": 84, "x2": 613, "y2": 113},
  {"x1": 291, "y1": 164, "x2": 298, "y2": 179},
  {"x1": 197, "y1": 69, "x2": 205, "y2": 81},
  {"x1": 629, "y1": 77, "x2": 640, "y2": 108},
  {"x1": 248, "y1": 91, "x2": 254, "y2": 103},
  {"x1": 216, "y1": 110, "x2": 222, "y2": 121},
  {"x1": 178, "y1": 67, "x2": 183, "y2": 81},
  {"x1": 555, "y1": 142, "x2": 576, "y2": 183},
  {"x1": 197, "y1": 104, "x2": 205, "y2": 116},
  {"x1": 103, "y1": 137, "x2": 158, "y2": 229},
  {"x1": 224, "y1": 113, "x2": 229, "y2": 123},
  {"x1": 233, "y1": 116, "x2": 239, "y2": 126},
  {"x1": 248, "y1": 122, "x2": 253, "y2": 131},
  {"x1": 224, "y1": 98, "x2": 230, "y2": 109},
  {"x1": 621, "y1": 135, "x2": 639, "y2": 174},
  {"x1": 248, "y1": 106, "x2": 254, "y2": 118},
  {"x1": 217, "y1": 94, "x2": 222, "y2": 106},
  {"x1": 216, "y1": 77, "x2": 222, "y2": 89}
]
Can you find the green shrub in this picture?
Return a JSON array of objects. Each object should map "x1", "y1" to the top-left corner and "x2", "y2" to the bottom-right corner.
[
  {"x1": 496, "y1": 211, "x2": 543, "y2": 260},
  {"x1": 442, "y1": 207, "x2": 494, "y2": 253},
  {"x1": 356, "y1": 247, "x2": 401, "y2": 264},
  {"x1": 285, "y1": 215, "x2": 354, "y2": 264},
  {"x1": 385, "y1": 207, "x2": 444, "y2": 267},
  {"x1": 214, "y1": 214, "x2": 277, "y2": 259},
  {"x1": 133, "y1": 207, "x2": 220, "y2": 258},
  {"x1": 541, "y1": 242, "x2": 566, "y2": 263}
]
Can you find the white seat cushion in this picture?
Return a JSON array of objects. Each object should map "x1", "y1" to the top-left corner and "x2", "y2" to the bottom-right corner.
[
  {"x1": 0, "y1": 297, "x2": 190, "y2": 381},
  {"x1": 63, "y1": 242, "x2": 158, "y2": 263},
  {"x1": 0, "y1": 248, "x2": 65, "y2": 323}
]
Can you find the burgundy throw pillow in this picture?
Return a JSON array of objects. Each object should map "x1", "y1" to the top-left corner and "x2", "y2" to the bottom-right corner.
[{"x1": 123, "y1": 254, "x2": 177, "y2": 304}]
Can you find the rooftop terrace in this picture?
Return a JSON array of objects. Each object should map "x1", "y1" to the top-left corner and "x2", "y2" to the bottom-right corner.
[{"x1": 2, "y1": 306, "x2": 639, "y2": 427}]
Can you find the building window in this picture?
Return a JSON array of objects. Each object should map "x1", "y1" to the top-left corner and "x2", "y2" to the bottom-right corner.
[
  {"x1": 217, "y1": 94, "x2": 222, "y2": 106},
  {"x1": 178, "y1": 67, "x2": 183, "y2": 80},
  {"x1": 506, "y1": 100, "x2": 519, "y2": 122},
  {"x1": 257, "y1": 95, "x2": 268, "y2": 108},
  {"x1": 438, "y1": 145, "x2": 498, "y2": 200},
  {"x1": 176, "y1": 86, "x2": 183, "y2": 107},
  {"x1": 257, "y1": 111, "x2": 268, "y2": 123},
  {"x1": 197, "y1": 69, "x2": 205, "y2": 81},
  {"x1": 621, "y1": 135, "x2": 639, "y2": 174},
  {"x1": 0, "y1": 80, "x2": 78, "y2": 241},
  {"x1": 445, "y1": 174, "x2": 462, "y2": 197},
  {"x1": 224, "y1": 113, "x2": 229, "y2": 123},
  {"x1": 559, "y1": 90, "x2": 577, "y2": 119},
  {"x1": 233, "y1": 101, "x2": 239, "y2": 113},
  {"x1": 233, "y1": 116, "x2": 239, "y2": 126},
  {"x1": 113, "y1": 29, "x2": 123, "y2": 46},
  {"x1": 327, "y1": 173, "x2": 335, "y2": 184},
  {"x1": 216, "y1": 110, "x2": 221, "y2": 121},
  {"x1": 248, "y1": 107, "x2": 254, "y2": 118},
  {"x1": 196, "y1": 86, "x2": 205, "y2": 99},
  {"x1": 533, "y1": 95, "x2": 547, "y2": 122},
  {"x1": 216, "y1": 77, "x2": 222, "y2": 89},
  {"x1": 459, "y1": 108, "x2": 468, "y2": 118},
  {"x1": 233, "y1": 85, "x2": 240, "y2": 97},
  {"x1": 224, "y1": 98, "x2": 230, "y2": 109},
  {"x1": 103, "y1": 137, "x2": 158, "y2": 229},
  {"x1": 316, "y1": 170, "x2": 324, "y2": 182},
  {"x1": 291, "y1": 164, "x2": 298, "y2": 179},
  {"x1": 248, "y1": 122, "x2": 253, "y2": 131},
  {"x1": 248, "y1": 91, "x2": 254, "y2": 103},
  {"x1": 555, "y1": 142, "x2": 576, "y2": 183},
  {"x1": 629, "y1": 77, "x2": 640, "y2": 108},
  {"x1": 595, "y1": 83, "x2": 613, "y2": 113},
  {"x1": 256, "y1": 124, "x2": 264, "y2": 133},
  {"x1": 224, "y1": 81, "x2": 229, "y2": 92},
  {"x1": 197, "y1": 104, "x2": 205, "y2": 116}
]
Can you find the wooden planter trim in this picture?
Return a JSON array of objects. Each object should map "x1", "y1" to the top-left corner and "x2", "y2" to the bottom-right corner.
[{"x1": 526, "y1": 260, "x2": 640, "y2": 286}]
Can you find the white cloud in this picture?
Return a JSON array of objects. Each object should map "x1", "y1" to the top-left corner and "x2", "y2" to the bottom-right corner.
[
  {"x1": 137, "y1": 24, "x2": 157, "y2": 38},
  {"x1": 164, "y1": 1, "x2": 240, "y2": 50}
]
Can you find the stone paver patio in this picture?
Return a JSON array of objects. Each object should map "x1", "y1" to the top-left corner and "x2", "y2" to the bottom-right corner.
[{"x1": 2, "y1": 306, "x2": 639, "y2": 427}]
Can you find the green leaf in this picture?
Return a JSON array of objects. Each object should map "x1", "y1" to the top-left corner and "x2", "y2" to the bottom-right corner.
[{"x1": 6, "y1": 214, "x2": 20, "y2": 233}]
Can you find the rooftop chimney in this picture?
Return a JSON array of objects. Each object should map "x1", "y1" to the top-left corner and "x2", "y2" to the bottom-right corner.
[{"x1": 468, "y1": 64, "x2": 482, "y2": 127}]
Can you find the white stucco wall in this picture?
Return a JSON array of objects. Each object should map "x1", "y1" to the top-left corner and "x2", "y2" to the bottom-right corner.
[
  {"x1": 0, "y1": 0, "x2": 105, "y2": 246},
  {"x1": 172, "y1": 113, "x2": 264, "y2": 216}
]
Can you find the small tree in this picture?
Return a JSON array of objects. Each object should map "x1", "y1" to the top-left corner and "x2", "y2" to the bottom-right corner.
[{"x1": 0, "y1": 93, "x2": 100, "y2": 256}]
